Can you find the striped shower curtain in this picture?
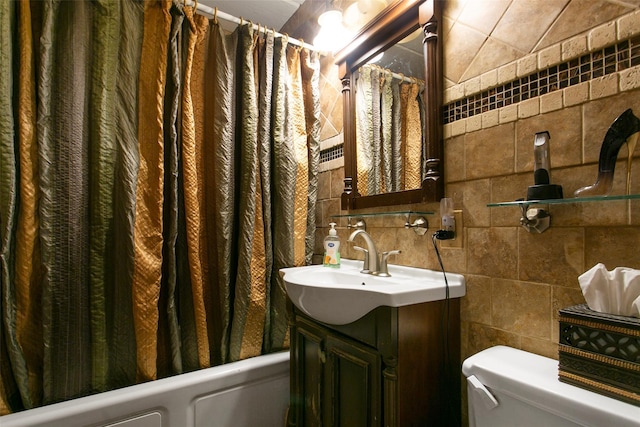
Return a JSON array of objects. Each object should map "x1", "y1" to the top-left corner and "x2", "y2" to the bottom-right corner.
[
  {"x1": 356, "y1": 64, "x2": 424, "y2": 196},
  {"x1": 0, "y1": 0, "x2": 319, "y2": 414}
]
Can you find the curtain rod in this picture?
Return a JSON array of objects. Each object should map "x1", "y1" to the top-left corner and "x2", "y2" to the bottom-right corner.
[
  {"x1": 189, "y1": 2, "x2": 320, "y2": 52},
  {"x1": 362, "y1": 64, "x2": 424, "y2": 85}
]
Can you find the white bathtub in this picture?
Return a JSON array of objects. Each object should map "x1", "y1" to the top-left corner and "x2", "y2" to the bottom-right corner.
[{"x1": 0, "y1": 351, "x2": 290, "y2": 427}]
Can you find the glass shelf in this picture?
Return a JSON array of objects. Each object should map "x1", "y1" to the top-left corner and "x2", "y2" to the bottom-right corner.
[
  {"x1": 331, "y1": 210, "x2": 435, "y2": 218},
  {"x1": 487, "y1": 194, "x2": 640, "y2": 207}
]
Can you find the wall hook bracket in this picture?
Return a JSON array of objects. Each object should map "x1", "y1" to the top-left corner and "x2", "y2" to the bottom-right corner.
[
  {"x1": 404, "y1": 214, "x2": 429, "y2": 235},
  {"x1": 518, "y1": 200, "x2": 550, "y2": 233},
  {"x1": 347, "y1": 217, "x2": 366, "y2": 231}
]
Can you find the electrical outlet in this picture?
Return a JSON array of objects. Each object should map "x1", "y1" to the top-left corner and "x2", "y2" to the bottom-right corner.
[{"x1": 441, "y1": 210, "x2": 463, "y2": 248}]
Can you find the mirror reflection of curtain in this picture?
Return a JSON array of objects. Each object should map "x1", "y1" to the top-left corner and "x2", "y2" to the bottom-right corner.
[
  {"x1": 0, "y1": 0, "x2": 319, "y2": 414},
  {"x1": 356, "y1": 64, "x2": 424, "y2": 196}
]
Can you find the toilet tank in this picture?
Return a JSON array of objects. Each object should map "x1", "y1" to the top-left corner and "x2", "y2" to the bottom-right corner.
[{"x1": 462, "y1": 346, "x2": 640, "y2": 427}]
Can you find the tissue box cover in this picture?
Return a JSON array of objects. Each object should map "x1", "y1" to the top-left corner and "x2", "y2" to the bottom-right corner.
[{"x1": 558, "y1": 304, "x2": 640, "y2": 406}]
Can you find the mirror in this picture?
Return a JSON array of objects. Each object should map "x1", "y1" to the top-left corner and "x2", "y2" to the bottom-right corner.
[
  {"x1": 334, "y1": 0, "x2": 443, "y2": 210},
  {"x1": 354, "y1": 31, "x2": 425, "y2": 196}
]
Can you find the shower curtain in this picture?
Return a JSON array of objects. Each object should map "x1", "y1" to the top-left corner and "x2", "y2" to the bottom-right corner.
[
  {"x1": 0, "y1": 0, "x2": 319, "y2": 414},
  {"x1": 356, "y1": 64, "x2": 424, "y2": 196}
]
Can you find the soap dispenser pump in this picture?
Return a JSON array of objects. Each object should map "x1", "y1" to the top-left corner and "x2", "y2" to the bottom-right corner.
[
  {"x1": 526, "y1": 131, "x2": 563, "y2": 200},
  {"x1": 323, "y1": 223, "x2": 341, "y2": 268}
]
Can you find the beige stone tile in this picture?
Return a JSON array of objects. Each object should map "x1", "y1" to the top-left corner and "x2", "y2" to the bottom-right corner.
[
  {"x1": 552, "y1": 165, "x2": 595, "y2": 201},
  {"x1": 585, "y1": 227, "x2": 640, "y2": 269},
  {"x1": 516, "y1": 106, "x2": 582, "y2": 172},
  {"x1": 517, "y1": 54, "x2": 538, "y2": 78},
  {"x1": 493, "y1": 0, "x2": 568, "y2": 53},
  {"x1": 443, "y1": 123, "x2": 453, "y2": 140},
  {"x1": 499, "y1": 104, "x2": 518, "y2": 123},
  {"x1": 467, "y1": 227, "x2": 518, "y2": 279},
  {"x1": 466, "y1": 114, "x2": 482, "y2": 133},
  {"x1": 444, "y1": 22, "x2": 488, "y2": 84},
  {"x1": 443, "y1": 0, "x2": 469, "y2": 22},
  {"x1": 444, "y1": 135, "x2": 465, "y2": 183},
  {"x1": 330, "y1": 167, "x2": 344, "y2": 199},
  {"x1": 620, "y1": 67, "x2": 640, "y2": 92},
  {"x1": 457, "y1": 0, "x2": 511, "y2": 35},
  {"x1": 573, "y1": 198, "x2": 628, "y2": 226},
  {"x1": 590, "y1": 74, "x2": 619, "y2": 100},
  {"x1": 540, "y1": 91, "x2": 564, "y2": 114},
  {"x1": 320, "y1": 116, "x2": 339, "y2": 141},
  {"x1": 538, "y1": 44, "x2": 562, "y2": 70},
  {"x1": 489, "y1": 174, "x2": 530, "y2": 227},
  {"x1": 518, "y1": 98, "x2": 540, "y2": 119},
  {"x1": 322, "y1": 198, "x2": 341, "y2": 228},
  {"x1": 498, "y1": 62, "x2": 517, "y2": 85},
  {"x1": 439, "y1": 239, "x2": 467, "y2": 273},
  {"x1": 492, "y1": 278, "x2": 552, "y2": 339},
  {"x1": 451, "y1": 119, "x2": 467, "y2": 137},
  {"x1": 460, "y1": 274, "x2": 492, "y2": 324},
  {"x1": 618, "y1": 8, "x2": 640, "y2": 40},
  {"x1": 518, "y1": 227, "x2": 584, "y2": 287},
  {"x1": 467, "y1": 322, "x2": 520, "y2": 357},
  {"x1": 563, "y1": 81, "x2": 589, "y2": 106},
  {"x1": 448, "y1": 180, "x2": 491, "y2": 228},
  {"x1": 552, "y1": 285, "x2": 586, "y2": 311},
  {"x1": 588, "y1": 21, "x2": 616, "y2": 51},
  {"x1": 395, "y1": 227, "x2": 435, "y2": 269},
  {"x1": 319, "y1": 74, "x2": 340, "y2": 115},
  {"x1": 444, "y1": 84, "x2": 465, "y2": 104},
  {"x1": 318, "y1": 170, "x2": 331, "y2": 201},
  {"x1": 325, "y1": 94, "x2": 343, "y2": 138},
  {"x1": 520, "y1": 337, "x2": 558, "y2": 360},
  {"x1": 465, "y1": 123, "x2": 515, "y2": 180},
  {"x1": 461, "y1": 38, "x2": 523, "y2": 83},
  {"x1": 562, "y1": 36, "x2": 588, "y2": 62},
  {"x1": 480, "y1": 69, "x2": 498, "y2": 91},
  {"x1": 465, "y1": 76, "x2": 481, "y2": 96},
  {"x1": 537, "y1": 0, "x2": 629, "y2": 51},
  {"x1": 482, "y1": 110, "x2": 500, "y2": 129}
]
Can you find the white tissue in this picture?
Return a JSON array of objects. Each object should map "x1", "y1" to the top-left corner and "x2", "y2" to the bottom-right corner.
[{"x1": 579, "y1": 263, "x2": 640, "y2": 318}]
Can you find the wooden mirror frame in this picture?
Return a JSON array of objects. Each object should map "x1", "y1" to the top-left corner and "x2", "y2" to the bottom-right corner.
[{"x1": 334, "y1": 0, "x2": 443, "y2": 210}]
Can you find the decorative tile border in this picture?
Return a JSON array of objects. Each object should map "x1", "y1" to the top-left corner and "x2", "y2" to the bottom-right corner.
[
  {"x1": 319, "y1": 132, "x2": 344, "y2": 170},
  {"x1": 320, "y1": 143, "x2": 343, "y2": 163},
  {"x1": 443, "y1": 35, "x2": 640, "y2": 125}
]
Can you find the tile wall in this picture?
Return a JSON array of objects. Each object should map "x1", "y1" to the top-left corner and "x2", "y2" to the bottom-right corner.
[{"x1": 296, "y1": 1, "x2": 640, "y2": 424}]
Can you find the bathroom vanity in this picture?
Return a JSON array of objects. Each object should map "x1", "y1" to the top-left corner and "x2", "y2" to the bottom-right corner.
[
  {"x1": 287, "y1": 300, "x2": 460, "y2": 427},
  {"x1": 281, "y1": 260, "x2": 465, "y2": 427}
]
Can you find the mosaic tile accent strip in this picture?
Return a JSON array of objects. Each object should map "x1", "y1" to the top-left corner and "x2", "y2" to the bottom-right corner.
[
  {"x1": 320, "y1": 143, "x2": 343, "y2": 164},
  {"x1": 443, "y1": 36, "x2": 640, "y2": 124}
]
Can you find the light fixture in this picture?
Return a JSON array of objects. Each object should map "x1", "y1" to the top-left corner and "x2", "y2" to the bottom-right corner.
[{"x1": 313, "y1": 4, "x2": 351, "y2": 53}]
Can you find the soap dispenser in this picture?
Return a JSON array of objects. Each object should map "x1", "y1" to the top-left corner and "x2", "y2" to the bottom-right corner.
[{"x1": 323, "y1": 223, "x2": 341, "y2": 268}]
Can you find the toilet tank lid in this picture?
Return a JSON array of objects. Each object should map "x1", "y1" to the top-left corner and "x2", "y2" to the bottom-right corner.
[{"x1": 462, "y1": 346, "x2": 640, "y2": 427}]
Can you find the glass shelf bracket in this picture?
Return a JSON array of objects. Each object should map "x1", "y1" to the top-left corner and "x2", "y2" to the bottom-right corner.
[{"x1": 487, "y1": 194, "x2": 640, "y2": 233}]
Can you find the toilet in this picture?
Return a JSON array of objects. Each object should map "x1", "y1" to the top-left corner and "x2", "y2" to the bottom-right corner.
[{"x1": 462, "y1": 346, "x2": 640, "y2": 427}]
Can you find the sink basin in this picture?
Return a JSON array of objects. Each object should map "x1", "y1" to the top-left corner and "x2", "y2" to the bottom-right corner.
[{"x1": 280, "y1": 259, "x2": 465, "y2": 325}]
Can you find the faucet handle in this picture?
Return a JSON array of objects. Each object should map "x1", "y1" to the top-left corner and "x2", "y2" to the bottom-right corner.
[
  {"x1": 353, "y1": 246, "x2": 371, "y2": 274},
  {"x1": 377, "y1": 250, "x2": 402, "y2": 277}
]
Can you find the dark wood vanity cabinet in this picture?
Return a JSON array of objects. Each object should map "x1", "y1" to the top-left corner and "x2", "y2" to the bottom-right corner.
[{"x1": 288, "y1": 299, "x2": 461, "y2": 427}]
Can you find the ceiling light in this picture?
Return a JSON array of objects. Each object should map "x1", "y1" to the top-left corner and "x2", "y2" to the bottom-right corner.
[{"x1": 313, "y1": 6, "x2": 351, "y2": 53}]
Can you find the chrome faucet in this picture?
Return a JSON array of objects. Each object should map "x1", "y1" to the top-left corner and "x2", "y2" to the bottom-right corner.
[{"x1": 347, "y1": 229, "x2": 380, "y2": 274}]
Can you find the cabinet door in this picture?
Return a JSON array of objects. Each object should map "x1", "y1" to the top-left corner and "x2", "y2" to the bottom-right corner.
[
  {"x1": 324, "y1": 334, "x2": 381, "y2": 427},
  {"x1": 291, "y1": 322, "x2": 325, "y2": 427}
]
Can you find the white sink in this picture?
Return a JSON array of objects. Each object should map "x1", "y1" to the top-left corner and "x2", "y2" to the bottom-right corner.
[{"x1": 280, "y1": 259, "x2": 465, "y2": 325}]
